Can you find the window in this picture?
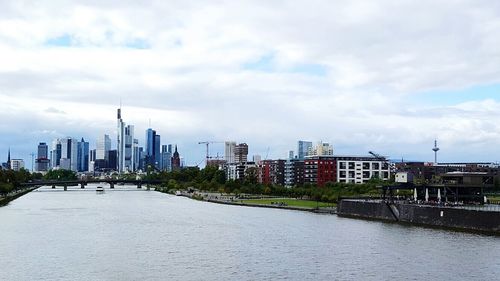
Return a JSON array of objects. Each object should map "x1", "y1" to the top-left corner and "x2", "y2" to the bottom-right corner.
[
  {"x1": 362, "y1": 162, "x2": 370, "y2": 169},
  {"x1": 339, "y1": 162, "x2": 346, "y2": 169},
  {"x1": 348, "y1": 171, "x2": 355, "y2": 178},
  {"x1": 348, "y1": 162, "x2": 355, "y2": 169},
  {"x1": 372, "y1": 162, "x2": 380, "y2": 170},
  {"x1": 340, "y1": 171, "x2": 346, "y2": 178}
]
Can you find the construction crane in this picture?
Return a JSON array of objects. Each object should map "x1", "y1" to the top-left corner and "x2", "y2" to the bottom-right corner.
[
  {"x1": 369, "y1": 151, "x2": 386, "y2": 161},
  {"x1": 198, "y1": 141, "x2": 223, "y2": 166}
]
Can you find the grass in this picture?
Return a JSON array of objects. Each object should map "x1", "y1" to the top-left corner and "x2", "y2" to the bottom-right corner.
[{"x1": 241, "y1": 198, "x2": 334, "y2": 208}]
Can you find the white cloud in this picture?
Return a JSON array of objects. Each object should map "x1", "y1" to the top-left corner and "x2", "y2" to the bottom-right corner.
[{"x1": 1, "y1": 0, "x2": 500, "y2": 165}]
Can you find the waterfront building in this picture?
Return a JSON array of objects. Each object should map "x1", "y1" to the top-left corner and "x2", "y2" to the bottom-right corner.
[
  {"x1": 259, "y1": 159, "x2": 286, "y2": 186},
  {"x1": 234, "y1": 143, "x2": 248, "y2": 163},
  {"x1": 133, "y1": 139, "x2": 140, "y2": 171},
  {"x1": 284, "y1": 158, "x2": 304, "y2": 187},
  {"x1": 225, "y1": 162, "x2": 257, "y2": 181},
  {"x1": 36, "y1": 142, "x2": 50, "y2": 172},
  {"x1": 336, "y1": 155, "x2": 390, "y2": 184},
  {"x1": 297, "y1": 141, "x2": 312, "y2": 160},
  {"x1": 96, "y1": 134, "x2": 111, "y2": 161},
  {"x1": 88, "y1": 149, "x2": 96, "y2": 172},
  {"x1": 304, "y1": 156, "x2": 337, "y2": 186},
  {"x1": 10, "y1": 159, "x2": 24, "y2": 171},
  {"x1": 225, "y1": 141, "x2": 236, "y2": 164}
]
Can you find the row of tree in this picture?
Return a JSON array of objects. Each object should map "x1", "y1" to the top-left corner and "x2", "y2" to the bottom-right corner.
[{"x1": 0, "y1": 169, "x2": 78, "y2": 195}]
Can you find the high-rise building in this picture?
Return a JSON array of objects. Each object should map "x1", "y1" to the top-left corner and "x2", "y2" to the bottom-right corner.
[
  {"x1": 96, "y1": 134, "x2": 111, "y2": 161},
  {"x1": 288, "y1": 150, "x2": 294, "y2": 159},
  {"x1": 107, "y1": 150, "x2": 118, "y2": 171},
  {"x1": 297, "y1": 141, "x2": 313, "y2": 160},
  {"x1": 133, "y1": 140, "x2": 140, "y2": 171},
  {"x1": 171, "y1": 145, "x2": 181, "y2": 171},
  {"x1": 145, "y1": 128, "x2": 161, "y2": 169},
  {"x1": 50, "y1": 139, "x2": 62, "y2": 168},
  {"x1": 225, "y1": 141, "x2": 236, "y2": 164},
  {"x1": 55, "y1": 137, "x2": 77, "y2": 171},
  {"x1": 161, "y1": 145, "x2": 172, "y2": 171},
  {"x1": 117, "y1": 108, "x2": 135, "y2": 172},
  {"x1": 10, "y1": 159, "x2": 24, "y2": 171},
  {"x1": 77, "y1": 138, "x2": 89, "y2": 172},
  {"x1": 307, "y1": 142, "x2": 333, "y2": 157},
  {"x1": 36, "y1": 142, "x2": 50, "y2": 172},
  {"x1": 154, "y1": 134, "x2": 161, "y2": 169},
  {"x1": 234, "y1": 143, "x2": 248, "y2": 163}
]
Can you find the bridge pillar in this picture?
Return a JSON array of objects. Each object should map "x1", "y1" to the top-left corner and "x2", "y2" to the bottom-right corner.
[
  {"x1": 147, "y1": 185, "x2": 150, "y2": 191},
  {"x1": 110, "y1": 183, "x2": 114, "y2": 189},
  {"x1": 64, "y1": 185, "x2": 67, "y2": 191},
  {"x1": 80, "y1": 183, "x2": 85, "y2": 189},
  {"x1": 52, "y1": 185, "x2": 56, "y2": 189},
  {"x1": 137, "y1": 183, "x2": 142, "y2": 189}
]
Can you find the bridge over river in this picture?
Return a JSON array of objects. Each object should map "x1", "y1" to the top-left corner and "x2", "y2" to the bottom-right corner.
[{"x1": 21, "y1": 179, "x2": 164, "y2": 190}]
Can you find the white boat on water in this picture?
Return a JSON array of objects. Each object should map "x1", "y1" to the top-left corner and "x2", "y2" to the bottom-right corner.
[
  {"x1": 96, "y1": 186, "x2": 105, "y2": 193},
  {"x1": 175, "y1": 190, "x2": 182, "y2": 196}
]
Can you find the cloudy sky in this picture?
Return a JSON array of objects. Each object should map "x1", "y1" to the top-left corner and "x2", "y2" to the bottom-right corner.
[{"x1": 2, "y1": 0, "x2": 500, "y2": 167}]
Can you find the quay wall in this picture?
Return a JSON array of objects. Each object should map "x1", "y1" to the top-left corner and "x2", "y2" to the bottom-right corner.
[{"x1": 338, "y1": 200, "x2": 500, "y2": 234}]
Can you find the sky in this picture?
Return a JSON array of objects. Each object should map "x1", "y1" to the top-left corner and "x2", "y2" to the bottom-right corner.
[{"x1": 1, "y1": 0, "x2": 500, "y2": 168}]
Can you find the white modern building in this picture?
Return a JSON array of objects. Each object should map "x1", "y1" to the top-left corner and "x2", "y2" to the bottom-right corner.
[
  {"x1": 225, "y1": 141, "x2": 236, "y2": 164},
  {"x1": 117, "y1": 108, "x2": 136, "y2": 173},
  {"x1": 10, "y1": 159, "x2": 25, "y2": 171},
  {"x1": 336, "y1": 156, "x2": 390, "y2": 184},
  {"x1": 96, "y1": 134, "x2": 111, "y2": 161}
]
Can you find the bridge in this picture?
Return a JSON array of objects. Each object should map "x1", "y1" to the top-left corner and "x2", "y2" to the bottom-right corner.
[{"x1": 21, "y1": 179, "x2": 164, "y2": 191}]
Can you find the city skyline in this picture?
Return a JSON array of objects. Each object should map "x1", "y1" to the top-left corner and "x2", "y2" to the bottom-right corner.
[{"x1": 2, "y1": 1, "x2": 500, "y2": 165}]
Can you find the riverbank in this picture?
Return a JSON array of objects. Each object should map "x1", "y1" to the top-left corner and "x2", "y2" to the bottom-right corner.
[
  {"x1": 0, "y1": 186, "x2": 39, "y2": 207},
  {"x1": 172, "y1": 190, "x2": 337, "y2": 214}
]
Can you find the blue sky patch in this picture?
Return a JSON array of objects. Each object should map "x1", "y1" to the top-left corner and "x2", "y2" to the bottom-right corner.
[
  {"x1": 243, "y1": 53, "x2": 275, "y2": 72},
  {"x1": 125, "y1": 38, "x2": 151, "y2": 49},
  {"x1": 414, "y1": 83, "x2": 500, "y2": 105},
  {"x1": 45, "y1": 34, "x2": 73, "y2": 47}
]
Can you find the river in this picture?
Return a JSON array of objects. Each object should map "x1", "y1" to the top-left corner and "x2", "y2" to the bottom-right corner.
[{"x1": 0, "y1": 185, "x2": 499, "y2": 281}]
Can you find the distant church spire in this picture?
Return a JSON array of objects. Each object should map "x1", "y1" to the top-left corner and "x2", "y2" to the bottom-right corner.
[{"x1": 7, "y1": 147, "x2": 11, "y2": 169}]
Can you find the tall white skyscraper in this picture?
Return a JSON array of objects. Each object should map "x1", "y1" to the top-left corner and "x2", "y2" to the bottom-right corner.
[
  {"x1": 225, "y1": 141, "x2": 236, "y2": 164},
  {"x1": 96, "y1": 134, "x2": 111, "y2": 160},
  {"x1": 117, "y1": 108, "x2": 135, "y2": 173}
]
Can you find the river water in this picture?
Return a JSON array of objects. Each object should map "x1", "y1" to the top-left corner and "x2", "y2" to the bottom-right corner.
[{"x1": 0, "y1": 185, "x2": 499, "y2": 281}]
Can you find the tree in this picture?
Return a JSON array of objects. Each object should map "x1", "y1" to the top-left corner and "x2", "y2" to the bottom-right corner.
[{"x1": 44, "y1": 169, "x2": 77, "y2": 181}]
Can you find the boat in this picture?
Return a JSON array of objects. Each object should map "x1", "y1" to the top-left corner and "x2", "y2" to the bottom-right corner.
[
  {"x1": 175, "y1": 190, "x2": 182, "y2": 196},
  {"x1": 96, "y1": 186, "x2": 105, "y2": 193}
]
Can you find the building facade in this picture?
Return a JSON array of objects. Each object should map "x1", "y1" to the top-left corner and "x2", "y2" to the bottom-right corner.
[{"x1": 36, "y1": 142, "x2": 50, "y2": 172}]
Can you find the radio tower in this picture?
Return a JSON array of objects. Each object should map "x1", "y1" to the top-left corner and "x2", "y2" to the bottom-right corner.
[{"x1": 432, "y1": 140, "x2": 440, "y2": 164}]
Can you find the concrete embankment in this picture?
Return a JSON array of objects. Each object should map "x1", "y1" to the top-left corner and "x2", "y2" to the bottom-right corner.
[
  {"x1": 0, "y1": 186, "x2": 39, "y2": 207},
  {"x1": 337, "y1": 200, "x2": 500, "y2": 235}
]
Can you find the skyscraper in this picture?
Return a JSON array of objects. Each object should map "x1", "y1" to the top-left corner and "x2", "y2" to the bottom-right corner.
[
  {"x1": 297, "y1": 141, "x2": 313, "y2": 160},
  {"x1": 161, "y1": 144, "x2": 172, "y2": 171},
  {"x1": 225, "y1": 141, "x2": 236, "y2": 164},
  {"x1": 59, "y1": 137, "x2": 78, "y2": 171},
  {"x1": 117, "y1": 108, "x2": 135, "y2": 172},
  {"x1": 50, "y1": 139, "x2": 62, "y2": 168},
  {"x1": 145, "y1": 128, "x2": 161, "y2": 169},
  {"x1": 234, "y1": 143, "x2": 248, "y2": 163},
  {"x1": 77, "y1": 138, "x2": 89, "y2": 172},
  {"x1": 36, "y1": 142, "x2": 50, "y2": 172},
  {"x1": 96, "y1": 134, "x2": 111, "y2": 161}
]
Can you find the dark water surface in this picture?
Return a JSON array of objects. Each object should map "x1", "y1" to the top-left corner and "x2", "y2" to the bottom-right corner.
[{"x1": 0, "y1": 185, "x2": 499, "y2": 281}]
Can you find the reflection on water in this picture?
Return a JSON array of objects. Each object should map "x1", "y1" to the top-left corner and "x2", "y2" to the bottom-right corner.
[{"x1": 0, "y1": 184, "x2": 499, "y2": 281}]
